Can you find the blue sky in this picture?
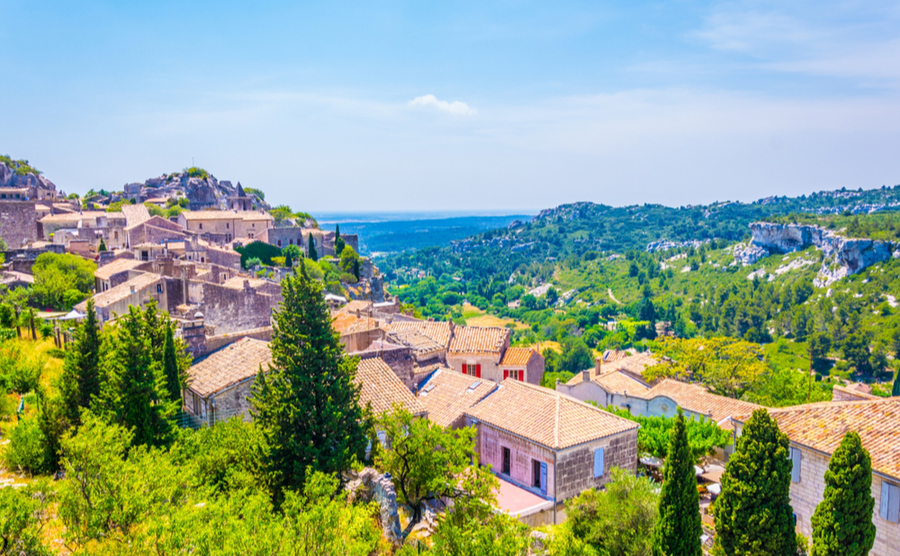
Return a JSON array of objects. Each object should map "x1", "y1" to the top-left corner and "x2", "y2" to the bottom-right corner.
[{"x1": 3, "y1": 0, "x2": 900, "y2": 212}]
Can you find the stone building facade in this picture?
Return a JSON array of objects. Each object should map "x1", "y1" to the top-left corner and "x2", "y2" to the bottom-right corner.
[{"x1": 0, "y1": 200, "x2": 39, "y2": 247}]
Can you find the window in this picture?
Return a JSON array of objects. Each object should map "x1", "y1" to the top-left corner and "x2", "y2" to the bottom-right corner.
[
  {"x1": 789, "y1": 447, "x2": 802, "y2": 483},
  {"x1": 504, "y1": 369, "x2": 525, "y2": 381},
  {"x1": 156, "y1": 284, "x2": 163, "y2": 294},
  {"x1": 226, "y1": 223, "x2": 229, "y2": 229},
  {"x1": 290, "y1": 239, "x2": 294, "y2": 245},
  {"x1": 278, "y1": 240, "x2": 282, "y2": 247},
  {"x1": 881, "y1": 481, "x2": 900, "y2": 523},
  {"x1": 593, "y1": 447, "x2": 605, "y2": 478},
  {"x1": 462, "y1": 364, "x2": 481, "y2": 378},
  {"x1": 532, "y1": 460, "x2": 541, "y2": 488},
  {"x1": 199, "y1": 223, "x2": 203, "y2": 230},
  {"x1": 502, "y1": 447, "x2": 511, "y2": 475}
]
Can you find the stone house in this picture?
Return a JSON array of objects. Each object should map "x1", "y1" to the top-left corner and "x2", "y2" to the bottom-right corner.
[
  {"x1": 75, "y1": 271, "x2": 167, "y2": 323},
  {"x1": 465, "y1": 380, "x2": 639, "y2": 524},
  {"x1": 184, "y1": 337, "x2": 272, "y2": 425},
  {"x1": 499, "y1": 347, "x2": 543, "y2": 385},
  {"x1": 332, "y1": 312, "x2": 386, "y2": 352},
  {"x1": 356, "y1": 357, "x2": 425, "y2": 418},
  {"x1": 40, "y1": 210, "x2": 128, "y2": 249},
  {"x1": 177, "y1": 210, "x2": 273, "y2": 243},
  {"x1": 385, "y1": 319, "x2": 454, "y2": 381},
  {"x1": 447, "y1": 326, "x2": 512, "y2": 382},
  {"x1": 125, "y1": 215, "x2": 186, "y2": 247},
  {"x1": 733, "y1": 399, "x2": 900, "y2": 556},
  {"x1": 94, "y1": 258, "x2": 152, "y2": 292},
  {"x1": 416, "y1": 368, "x2": 497, "y2": 429},
  {"x1": 0, "y1": 200, "x2": 39, "y2": 247}
]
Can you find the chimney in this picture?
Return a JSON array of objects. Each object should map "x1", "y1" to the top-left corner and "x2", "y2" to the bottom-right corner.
[
  {"x1": 595, "y1": 357, "x2": 602, "y2": 375},
  {"x1": 582, "y1": 369, "x2": 591, "y2": 382}
]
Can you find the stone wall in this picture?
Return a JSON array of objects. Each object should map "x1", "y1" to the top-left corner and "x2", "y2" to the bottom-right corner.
[
  {"x1": 195, "y1": 281, "x2": 279, "y2": 335},
  {"x1": 359, "y1": 344, "x2": 416, "y2": 389},
  {"x1": 210, "y1": 377, "x2": 256, "y2": 422},
  {"x1": 475, "y1": 421, "x2": 557, "y2": 498},
  {"x1": 0, "y1": 201, "x2": 38, "y2": 247},
  {"x1": 555, "y1": 430, "x2": 638, "y2": 501}
]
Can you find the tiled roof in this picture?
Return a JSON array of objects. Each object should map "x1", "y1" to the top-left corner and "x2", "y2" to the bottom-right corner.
[
  {"x1": 222, "y1": 276, "x2": 269, "y2": 290},
  {"x1": 465, "y1": 380, "x2": 639, "y2": 450},
  {"x1": 340, "y1": 300, "x2": 373, "y2": 315},
  {"x1": 356, "y1": 358, "x2": 425, "y2": 416},
  {"x1": 180, "y1": 210, "x2": 273, "y2": 221},
  {"x1": 645, "y1": 379, "x2": 762, "y2": 428},
  {"x1": 386, "y1": 320, "x2": 453, "y2": 354},
  {"x1": 188, "y1": 338, "x2": 271, "y2": 397},
  {"x1": 449, "y1": 325, "x2": 509, "y2": 356},
  {"x1": 121, "y1": 204, "x2": 151, "y2": 227},
  {"x1": 417, "y1": 369, "x2": 497, "y2": 428},
  {"x1": 501, "y1": 347, "x2": 538, "y2": 367},
  {"x1": 566, "y1": 352, "x2": 659, "y2": 385},
  {"x1": 86, "y1": 272, "x2": 160, "y2": 308},
  {"x1": 332, "y1": 312, "x2": 382, "y2": 335},
  {"x1": 39, "y1": 211, "x2": 111, "y2": 223},
  {"x1": 595, "y1": 370, "x2": 651, "y2": 396},
  {"x1": 733, "y1": 398, "x2": 900, "y2": 480},
  {"x1": 95, "y1": 258, "x2": 147, "y2": 281}
]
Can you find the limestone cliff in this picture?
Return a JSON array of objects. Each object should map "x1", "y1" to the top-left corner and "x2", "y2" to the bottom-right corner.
[
  {"x1": 735, "y1": 222, "x2": 897, "y2": 287},
  {"x1": 0, "y1": 160, "x2": 58, "y2": 199}
]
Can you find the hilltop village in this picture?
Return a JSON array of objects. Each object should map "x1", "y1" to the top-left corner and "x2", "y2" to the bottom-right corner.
[{"x1": 3, "y1": 156, "x2": 900, "y2": 556}]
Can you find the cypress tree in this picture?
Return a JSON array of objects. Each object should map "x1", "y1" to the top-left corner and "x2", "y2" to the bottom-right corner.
[
  {"x1": 59, "y1": 299, "x2": 102, "y2": 425},
  {"x1": 250, "y1": 259, "x2": 367, "y2": 497},
  {"x1": 810, "y1": 431, "x2": 876, "y2": 556},
  {"x1": 162, "y1": 323, "x2": 182, "y2": 404},
  {"x1": 892, "y1": 368, "x2": 900, "y2": 397},
  {"x1": 714, "y1": 409, "x2": 796, "y2": 556},
  {"x1": 308, "y1": 234, "x2": 318, "y2": 262},
  {"x1": 93, "y1": 305, "x2": 175, "y2": 447},
  {"x1": 98, "y1": 237, "x2": 107, "y2": 252},
  {"x1": 284, "y1": 249, "x2": 293, "y2": 268},
  {"x1": 334, "y1": 224, "x2": 345, "y2": 256},
  {"x1": 653, "y1": 409, "x2": 702, "y2": 556}
]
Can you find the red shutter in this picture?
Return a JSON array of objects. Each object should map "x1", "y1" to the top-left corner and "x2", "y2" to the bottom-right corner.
[
  {"x1": 518, "y1": 371, "x2": 524, "y2": 382},
  {"x1": 476, "y1": 364, "x2": 482, "y2": 378},
  {"x1": 503, "y1": 369, "x2": 509, "y2": 380},
  {"x1": 462, "y1": 365, "x2": 468, "y2": 376}
]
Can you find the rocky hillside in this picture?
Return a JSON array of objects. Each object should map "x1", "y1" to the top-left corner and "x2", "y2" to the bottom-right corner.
[{"x1": 0, "y1": 155, "x2": 58, "y2": 197}]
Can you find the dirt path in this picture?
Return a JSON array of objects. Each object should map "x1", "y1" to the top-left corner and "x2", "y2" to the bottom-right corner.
[{"x1": 608, "y1": 288, "x2": 622, "y2": 304}]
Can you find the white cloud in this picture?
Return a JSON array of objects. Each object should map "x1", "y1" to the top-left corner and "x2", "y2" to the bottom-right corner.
[{"x1": 409, "y1": 94, "x2": 476, "y2": 115}]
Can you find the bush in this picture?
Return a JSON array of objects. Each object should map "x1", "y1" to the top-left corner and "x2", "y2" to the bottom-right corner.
[
  {"x1": 3, "y1": 415, "x2": 54, "y2": 475},
  {"x1": 1, "y1": 346, "x2": 46, "y2": 395}
]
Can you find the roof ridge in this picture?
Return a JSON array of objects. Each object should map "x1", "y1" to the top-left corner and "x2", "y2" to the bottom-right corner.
[{"x1": 554, "y1": 393, "x2": 560, "y2": 448}]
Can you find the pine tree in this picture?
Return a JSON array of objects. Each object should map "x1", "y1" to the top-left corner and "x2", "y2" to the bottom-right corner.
[
  {"x1": 810, "y1": 431, "x2": 876, "y2": 556},
  {"x1": 98, "y1": 237, "x2": 107, "y2": 252},
  {"x1": 653, "y1": 409, "x2": 702, "y2": 556},
  {"x1": 250, "y1": 259, "x2": 367, "y2": 497},
  {"x1": 59, "y1": 299, "x2": 102, "y2": 425},
  {"x1": 334, "y1": 224, "x2": 345, "y2": 256},
  {"x1": 308, "y1": 234, "x2": 318, "y2": 262},
  {"x1": 162, "y1": 323, "x2": 182, "y2": 404},
  {"x1": 714, "y1": 409, "x2": 797, "y2": 556},
  {"x1": 93, "y1": 305, "x2": 175, "y2": 447}
]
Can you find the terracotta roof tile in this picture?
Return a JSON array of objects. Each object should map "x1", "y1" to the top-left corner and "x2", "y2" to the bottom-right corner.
[
  {"x1": 188, "y1": 338, "x2": 271, "y2": 397},
  {"x1": 449, "y1": 325, "x2": 509, "y2": 356},
  {"x1": 87, "y1": 272, "x2": 160, "y2": 308},
  {"x1": 356, "y1": 358, "x2": 425, "y2": 416},
  {"x1": 386, "y1": 320, "x2": 453, "y2": 355},
  {"x1": 339, "y1": 300, "x2": 373, "y2": 315},
  {"x1": 417, "y1": 369, "x2": 497, "y2": 428},
  {"x1": 501, "y1": 347, "x2": 537, "y2": 367},
  {"x1": 733, "y1": 398, "x2": 900, "y2": 480},
  {"x1": 332, "y1": 312, "x2": 382, "y2": 335},
  {"x1": 595, "y1": 370, "x2": 651, "y2": 396},
  {"x1": 832, "y1": 384, "x2": 879, "y2": 400},
  {"x1": 94, "y1": 258, "x2": 147, "y2": 281},
  {"x1": 465, "y1": 381, "x2": 639, "y2": 450},
  {"x1": 566, "y1": 352, "x2": 659, "y2": 385}
]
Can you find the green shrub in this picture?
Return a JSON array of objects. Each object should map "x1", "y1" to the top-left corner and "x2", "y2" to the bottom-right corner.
[
  {"x1": 1, "y1": 346, "x2": 46, "y2": 395},
  {"x1": 3, "y1": 415, "x2": 54, "y2": 475}
]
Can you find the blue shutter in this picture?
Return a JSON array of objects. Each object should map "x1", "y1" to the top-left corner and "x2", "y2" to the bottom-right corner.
[
  {"x1": 890, "y1": 484, "x2": 900, "y2": 524},
  {"x1": 594, "y1": 447, "x2": 605, "y2": 478},
  {"x1": 791, "y1": 448, "x2": 802, "y2": 483},
  {"x1": 881, "y1": 481, "x2": 891, "y2": 520},
  {"x1": 540, "y1": 462, "x2": 548, "y2": 496}
]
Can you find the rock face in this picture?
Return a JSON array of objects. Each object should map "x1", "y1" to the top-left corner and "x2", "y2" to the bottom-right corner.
[
  {"x1": 345, "y1": 467, "x2": 402, "y2": 545},
  {"x1": 0, "y1": 161, "x2": 58, "y2": 199},
  {"x1": 118, "y1": 171, "x2": 271, "y2": 211},
  {"x1": 736, "y1": 222, "x2": 895, "y2": 287}
]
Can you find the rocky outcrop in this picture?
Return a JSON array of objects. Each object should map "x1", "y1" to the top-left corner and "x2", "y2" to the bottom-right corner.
[
  {"x1": 345, "y1": 467, "x2": 402, "y2": 545},
  {"x1": 115, "y1": 171, "x2": 271, "y2": 211},
  {"x1": 0, "y1": 161, "x2": 58, "y2": 199},
  {"x1": 736, "y1": 222, "x2": 895, "y2": 287}
]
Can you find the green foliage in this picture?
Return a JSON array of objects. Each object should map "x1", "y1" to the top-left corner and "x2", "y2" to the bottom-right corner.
[
  {"x1": 92, "y1": 303, "x2": 178, "y2": 447},
  {"x1": 893, "y1": 369, "x2": 900, "y2": 397},
  {"x1": 0, "y1": 343, "x2": 46, "y2": 394},
  {"x1": 340, "y1": 245, "x2": 361, "y2": 281},
  {"x1": 0, "y1": 154, "x2": 41, "y2": 176},
  {"x1": 3, "y1": 413, "x2": 54, "y2": 475},
  {"x1": 59, "y1": 299, "x2": 102, "y2": 425},
  {"x1": 566, "y1": 467, "x2": 659, "y2": 556},
  {"x1": 0, "y1": 480, "x2": 53, "y2": 556},
  {"x1": 161, "y1": 323, "x2": 184, "y2": 403},
  {"x1": 652, "y1": 410, "x2": 702, "y2": 556},
  {"x1": 31, "y1": 253, "x2": 96, "y2": 310},
  {"x1": 250, "y1": 260, "x2": 368, "y2": 498},
  {"x1": 714, "y1": 409, "x2": 797, "y2": 556},
  {"x1": 243, "y1": 186, "x2": 265, "y2": 200},
  {"x1": 183, "y1": 166, "x2": 210, "y2": 179},
  {"x1": 810, "y1": 432, "x2": 876, "y2": 556},
  {"x1": 308, "y1": 234, "x2": 318, "y2": 261},
  {"x1": 376, "y1": 407, "x2": 479, "y2": 523},
  {"x1": 603, "y1": 405, "x2": 731, "y2": 463},
  {"x1": 236, "y1": 240, "x2": 283, "y2": 268}
]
